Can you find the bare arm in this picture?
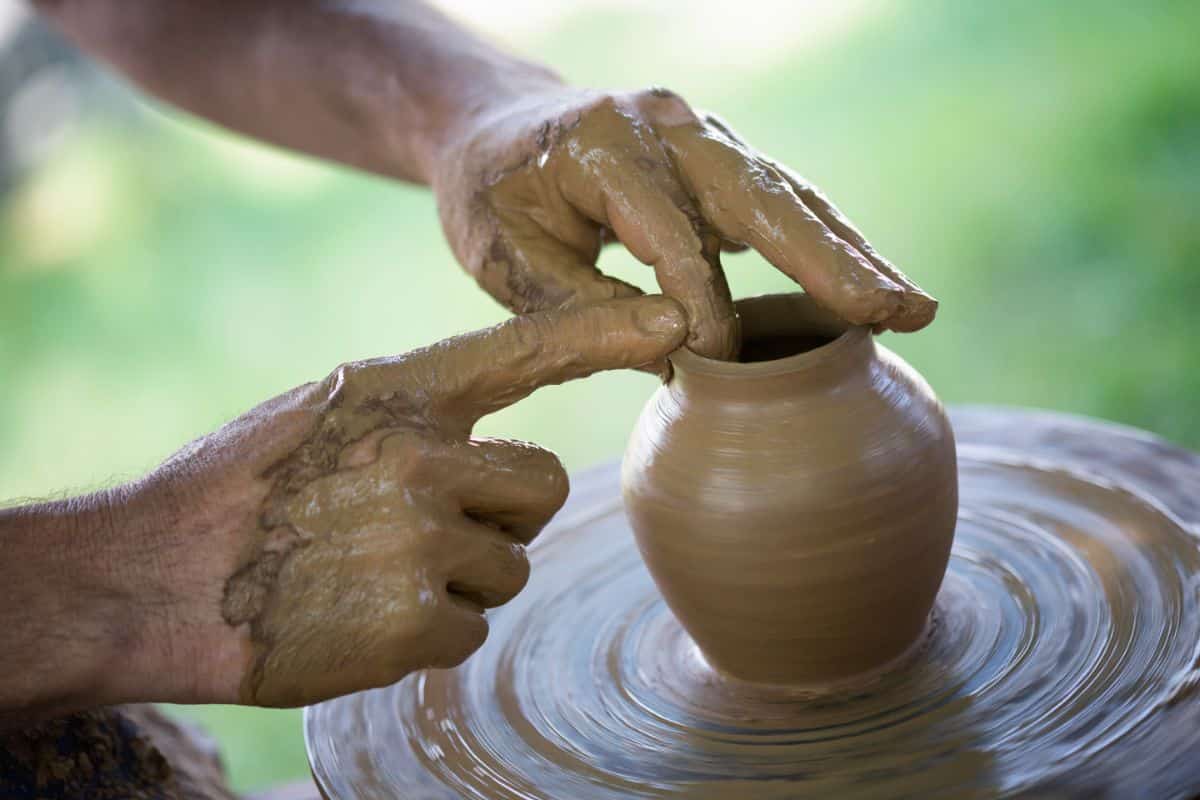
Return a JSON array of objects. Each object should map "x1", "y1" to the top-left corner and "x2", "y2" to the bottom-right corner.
[
  {"x1": 0, "y1": 484, "x2": 175, "y2": 727},
  {"x1": 33, "y1": 0, "x2": 562, "y2": 184},
  {"x1": 34, "y1": 0, "x2": 936, "y2": 357}
]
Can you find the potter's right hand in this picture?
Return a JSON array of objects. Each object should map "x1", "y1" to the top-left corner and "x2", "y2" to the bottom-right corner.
[
  {"x1": 119, "y1": 296, "x2": 686, "y2": 709},
  {"x1": 435, "y1": 86, "x2": 939, "y2": 360}
]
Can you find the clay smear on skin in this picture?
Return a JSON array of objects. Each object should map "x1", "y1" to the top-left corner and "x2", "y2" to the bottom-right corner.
[
  {"x1": 447, "y1": 88, "x2": 937, "y2": 365},
  {"x1": 219, "y1": 298, "x2": 686, "y2": 708},
  {"x1": 218, "y1": 374, "x2": 481, "y2": 707}
]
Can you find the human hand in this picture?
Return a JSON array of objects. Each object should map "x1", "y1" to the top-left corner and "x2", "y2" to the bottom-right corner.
[
  {"x1": 128, "y1": 296, "x2": 685, "y2": 708},
  {"x1": 434, "y1": 86, "x2": 937, "y2": 361}
]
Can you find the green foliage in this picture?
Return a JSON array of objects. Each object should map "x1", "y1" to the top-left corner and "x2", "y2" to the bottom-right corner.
[{"x1": 1, "y1": 0, "x2": 1196, "y2": 791}]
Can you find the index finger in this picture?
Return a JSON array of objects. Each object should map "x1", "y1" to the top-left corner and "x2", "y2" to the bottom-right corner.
[
  {"x1": 659, "y1": 123, "x2": 906, "y2": 328},
  {"x1": 411, "y1": 296, "x2": 687, "y2": 429}
]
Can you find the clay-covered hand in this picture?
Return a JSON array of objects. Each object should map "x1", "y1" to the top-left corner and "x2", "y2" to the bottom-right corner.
[
  {"x1": 140, "y1": 296, "x2": 685, "y2": 708},
  {"x1": 434, "y1": 86, "x2": 937, "y2": 360}
]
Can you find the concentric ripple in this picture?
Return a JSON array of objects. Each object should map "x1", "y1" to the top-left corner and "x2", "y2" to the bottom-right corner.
[{"x1": 308, "y1": 414, "x2": 1200, "y2": 799}]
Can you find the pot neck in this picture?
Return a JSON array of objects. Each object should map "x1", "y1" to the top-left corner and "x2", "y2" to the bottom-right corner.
[{"x1": 667, "y1": 294, "x2": 876, "y2": 400}]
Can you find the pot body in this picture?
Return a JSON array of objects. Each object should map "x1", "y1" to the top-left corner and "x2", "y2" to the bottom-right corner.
[{"x1": 621, "y1": 293, "x2": 957, "y2": 685}]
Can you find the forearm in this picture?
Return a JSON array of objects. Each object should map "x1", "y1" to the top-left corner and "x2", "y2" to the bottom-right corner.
[
  {"x1": 0, "y1": 483, "x2": 172, "y2": 727},
  {"x1": 34, "y1": 0, "x2": 564, "y2": 184}
]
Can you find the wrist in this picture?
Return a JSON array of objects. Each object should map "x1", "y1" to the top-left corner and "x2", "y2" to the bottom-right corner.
[
  {"x1": 412, "y1": 57, "x2": 567, "y2": 184},
  {"x1": 64, "y1": 485, "x2": 186, "y2": 705},
  {"x1": 0, "y1": 485, "x2": 173, "y2": 720},
  {"x1": 111, "y1": 465, "x2": 254, "y2": 706},
  {"x1": 95, "y1": 477, "x2": 200, "y2": 702}
]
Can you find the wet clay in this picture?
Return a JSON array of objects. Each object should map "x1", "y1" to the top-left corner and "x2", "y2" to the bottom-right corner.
[
  {"x1": 203, "y1": 298, "x2": 685, "y2": 707},
  {"x1": 305, "y1": 407, "x2": 1200, "y2": 798},
  {"x1": 436, "y1": 87, "x2": 938, "y2": 361},
  {"x1": 622, "y1": 293, "x2": 957, "y2": 684}
]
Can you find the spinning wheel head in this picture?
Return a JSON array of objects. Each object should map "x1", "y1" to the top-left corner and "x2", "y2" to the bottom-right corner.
[{"x1": 306, "y1": 410, "x2": 1200, "y2": 799}]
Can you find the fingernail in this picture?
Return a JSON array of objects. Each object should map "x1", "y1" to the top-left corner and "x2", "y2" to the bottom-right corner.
[{"x1": 631, "y1": 297, "x2": 687, "y2": 339}]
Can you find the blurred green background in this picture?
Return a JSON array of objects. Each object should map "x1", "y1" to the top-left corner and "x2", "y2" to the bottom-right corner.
[{"x1": 1, "y1": 0, "x2": 1197, "y2": 792}]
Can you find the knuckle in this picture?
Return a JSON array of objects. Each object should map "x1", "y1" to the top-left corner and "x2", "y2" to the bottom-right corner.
[
  {"x1": 502, "y1": 440, "x2": 569, "y2": 505},
  {"x1": 506, "y1": 546, "x2": 532, "y2": 592},
  {"x1": 410, "y1": 512, "x2": 451, "y2": 558},
  {"x1": 539, "y1": 454, "x2": 570, "y2": 511},
  {"x1": 645, "y1": 85, "x2": 681, "y2": 101},
  {"x1": 464, "y1": 613, "x2": 490, "y2": 649},
  {"x1": 582, "y1": 92, "x2": 624, "y2": 117},
  {"x1": 634, "y1": 86, "x2": 698, "y2": 125},
  {"x1": 519, "y1": 438, "x2": 563, "y2": 469},
  {"x1": 481, "y1": 235, "x2": 511, "y2": 275},
  {"x1": 578, "y1": 94, "x2": 644, "y2": 144},
  {"x1": 378, "y1": 427, "x2": 419, "y2": 453},
  {"x1": 471, "y1": 235, "x2": 511, "y2": 288},
  {"x1": 433, "y1": 615, "x2": 489, "y2": 668},
  {"x1": 409, "y1": 591, "x2": 443, "y2": 632},
  {"x1": 495, "y1": 533, "x2": 530, "y2": 563},
  {"x1": 324, "y1": 360, "x2": 361, "y2": 404},
  {"x1": 756, "y1": 161, "x2": 793, "y2": 195},
  {"x1": 485, "y1": 542, "x2": 531, "y2": 605},
  {"x1": 500, "y1": 314, "x2": 545, "y2": 364},
  {"x1": 380, "y1": 430, "x2": 438, "y2": 478},
  {"x1": 479, "y1": 238, "x2": 563, "y2": 313}
]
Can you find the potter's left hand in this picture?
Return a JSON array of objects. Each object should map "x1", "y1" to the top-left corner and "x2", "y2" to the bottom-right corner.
[
  {"x1": 179, "y1": 297, "x2": 687, "y2": 708},
  {"x1": 435, "y1": 87, "x2": 939, "y2": 360},
  {"x1": 0, "y1": 297, "x2": 686, "y2": 721}
]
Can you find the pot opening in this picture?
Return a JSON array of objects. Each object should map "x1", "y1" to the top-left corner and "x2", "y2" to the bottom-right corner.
[
  {"x1": 738, "y1": 333, "x2": 837, "y2": 363},
  {"x1": 670, "y1": 293, "x2": 868, "y2": 377}
]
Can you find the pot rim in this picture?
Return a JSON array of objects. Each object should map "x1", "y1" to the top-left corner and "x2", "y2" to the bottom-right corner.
[{"x1": 670, "y1": 293, "x2": 871, "y2": 377}]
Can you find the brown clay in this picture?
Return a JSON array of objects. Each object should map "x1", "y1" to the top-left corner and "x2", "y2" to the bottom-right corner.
[
  {"x1": 622, "y1": 293, "x2": 957, "y2": 684},
  {"x1": 305, "y1": 408, "x2": 1200, "y2": 798}
]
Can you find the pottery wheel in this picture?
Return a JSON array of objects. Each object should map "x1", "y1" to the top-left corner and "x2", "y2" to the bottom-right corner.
[{"x1": 305, "y1": 408, "x2": 1200, "y2": 799}]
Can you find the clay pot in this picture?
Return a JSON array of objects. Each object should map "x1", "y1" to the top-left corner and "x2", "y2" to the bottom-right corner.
[{"x1": 622, "y1": 293, "x2": 957, "y2": 685}]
